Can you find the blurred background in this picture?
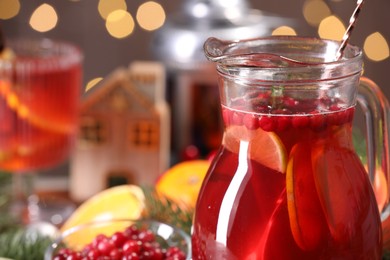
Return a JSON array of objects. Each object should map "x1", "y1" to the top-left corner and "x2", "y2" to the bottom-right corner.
[{"x1": 0, "y1": 0, "x2": 388, "y2": 93}]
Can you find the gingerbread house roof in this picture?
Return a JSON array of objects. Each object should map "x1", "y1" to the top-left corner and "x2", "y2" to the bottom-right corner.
[{"x1": 81, "y1": 68, "x2": 157, "y2": 115}]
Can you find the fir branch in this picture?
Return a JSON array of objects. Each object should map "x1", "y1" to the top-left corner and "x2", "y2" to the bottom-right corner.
[
  {"x1": 142, "y1": 186, "x2": 193, "y2": 235},
  {"x1": 0, "y1": 229, "x2": 52, "y2": 260}
]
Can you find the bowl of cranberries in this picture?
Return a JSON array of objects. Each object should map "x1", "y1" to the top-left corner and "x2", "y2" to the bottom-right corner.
[{"x1": 44, "y1": 219, "x2": 191, "y2": 260}]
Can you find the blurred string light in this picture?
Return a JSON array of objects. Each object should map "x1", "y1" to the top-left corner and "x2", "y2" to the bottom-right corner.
[
  {"x1": 136, "y1": 1, "x2": 165, "y2": 31},
  {"x1": 303, "y1": 0, "x2": 331, "y2": 26},
  {"x1": 106, "y1": 9, "x2": 135, "y2": 38},
  {"x1": 85, "y1": 77, "x2": 103, "y2": 92},
  {"x1": 98, "y1": 0, "x2": 165, "y2": 38},
  {"x1": 364, "y1": 32, "x2": 390, "y2": 61},
  {"x1": 318, "y1": 15, "x2": 346, "y2": 41},
  {"x1": 29, "y1": 4, "x2": 58, "y2": 32},
  {"x1": 0, "y1": 0, "x2": 20, "y2": 19},
  {"x1": 272, "y1": 26, "x2": 297, "y2": 36},
  {"x1": 1, "y1": 0, "x2": 387, "y2": 64},
  {"x1": 98, "y1": 0, "x2": 127, "y2": 20},
  {"x1": 300, "y1": 0, "x2": 388, "y2": 61}
]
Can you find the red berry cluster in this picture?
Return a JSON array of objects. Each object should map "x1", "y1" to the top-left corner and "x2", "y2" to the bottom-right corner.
[
  {"x1": 52, "y1": 224, "x2": 187, "y2": 260},
  {"x1": 223, "y1": 106, "x2": 354, "y2": 132},
  {"x1": 223, "y1": 92, "x2": 354, "y2": 132}
]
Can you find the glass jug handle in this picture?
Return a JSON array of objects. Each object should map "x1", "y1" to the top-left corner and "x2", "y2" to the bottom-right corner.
[{"x1": 357, "y1": 77, "x2": 390, "y2": 247}]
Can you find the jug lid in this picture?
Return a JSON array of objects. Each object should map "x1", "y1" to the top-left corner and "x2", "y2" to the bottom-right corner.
[{"x1": 151, "y1": 0, "x2": 294, "y2": 71}]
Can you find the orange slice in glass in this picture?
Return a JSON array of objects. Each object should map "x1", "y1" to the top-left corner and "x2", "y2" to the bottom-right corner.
[
  {"x1": 0, "y1": 80, "x2": 77, "y2": 134},
  {"x1": 223, "y1": 125, "x2": 287, "y2": 173}
]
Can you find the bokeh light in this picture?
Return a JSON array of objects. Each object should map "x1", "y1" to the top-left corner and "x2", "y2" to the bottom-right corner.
[
  {"x1": 98, "y1": 0, "x2": 127, "y2": 20},
  {"x1": 85, "y1": 77, "x2": 103, "y2": 92},
  {"x1": 136, "y1": 1, "x2": 166, "y2": 31},
  {"x1": 318, "y1": 15, "x2": 345, "y2": 41},
  {"x1": 272, "y1": 26, "x2": 297, "y2": 36},
  {"x1": 364, "y1": 32, "x2": 389, "y2": 62},
  {"x1": 303, "y1": 0, "x2": 331, "y2": 26},
  {"x1": 105, "y1": 10, "x2": 135, "y2": 39},
  {"x1": 29, "y1": 4, "x2": 58, "y2": 32},
  {"x1": 0, "y1": 0, "x2": 20, "y2": 20}
]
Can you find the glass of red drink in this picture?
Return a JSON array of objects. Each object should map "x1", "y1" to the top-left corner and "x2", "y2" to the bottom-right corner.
[
  {"x1": 0, "y1": 38, "x2": 82, "y2": 223},
  {"x1": 192, "y1": 36, "x2": 390, "y2": 259}
]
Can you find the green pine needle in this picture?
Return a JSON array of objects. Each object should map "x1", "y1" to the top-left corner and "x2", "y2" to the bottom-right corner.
[
  {"x1": 142, "y1": 186, "x2": 193, "y2": 235},
  {"x1": 0, "y1": 229, "x2": 52, "y2": 260}
]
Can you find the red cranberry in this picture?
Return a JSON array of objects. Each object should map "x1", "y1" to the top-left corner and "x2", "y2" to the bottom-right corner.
[
  {"x1": 259, "y1": 115, "x2": 276, "y2": 132},
  {"x1": 97, "y1": 240, "x2": 115, "y2": 256},
  {"x1": 85, "y1": 248, "x2": 100, "y2": 258},
  {"x1": 310, "y1": 112, "x2": 327, "y2": 131},
  {"x1": 58, "y1": 248, "x2": 73, "y2": 257},
  {"x1": 92, "y1": 234, "x2": 108, "y2": 247},
  {"x1": 166, "y1": 247, "x2": 186, "y2": 260},
  {"x1": 292, "y1": 115, "x2": 310, "y2": 128},
  {"x1": 122, "y1": 239, "x2": 141, "y2": 255},
  {"x1": 138, "y1": 230, "x2": 155, "y2": 243},
  {"x1": 222, "y1": 108, "x2": 231, "y2": 124},
  {"x1": 111, "y1": 231, "x2": 128, "y2": 248},
  {"x1": 65, "y1": 252, "x2": 81, "y2": 260},
  {"x1": 276, "y1": 116, "x2": 291, "y2": 131},
  {"x1": 122, "y1": 252, "x2": 140, "y2": 260},
  {"x1": 231, "y1": 111, "x2": 243, "y2": 126},
  {"x1": 243, "y1": 113, "x2": 259, "y2": 130},
  {"x1": 109, "y1": 248, "x2": 123, "y2": 260},
  {"x1": 124, "y1": 225, "x2": 140, "y2": 239}
]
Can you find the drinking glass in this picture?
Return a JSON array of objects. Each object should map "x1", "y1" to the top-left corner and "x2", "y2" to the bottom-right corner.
[{"x1": 0, "y1": 38, "x2": 82, "y2": 224}]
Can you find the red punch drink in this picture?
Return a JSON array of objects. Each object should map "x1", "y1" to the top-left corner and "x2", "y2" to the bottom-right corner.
[
  {"x1": 0, "y1": 40, "x2": 82, "y2": 172},
  {"x1": 192, "y1": 96, "x2": 382, "y2": 259},
  {"x1": 192, "y1": 36, "x2": 387, "y2": 259}
]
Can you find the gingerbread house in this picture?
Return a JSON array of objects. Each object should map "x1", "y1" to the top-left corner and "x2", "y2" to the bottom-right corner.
[{"x1": 69, "y1": 61, "x2": 170, "y2": 202}]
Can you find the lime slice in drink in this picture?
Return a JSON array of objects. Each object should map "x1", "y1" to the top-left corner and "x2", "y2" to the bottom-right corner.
[{"x1": 223, "y1": 125, "x2": 287, "y2": 173}]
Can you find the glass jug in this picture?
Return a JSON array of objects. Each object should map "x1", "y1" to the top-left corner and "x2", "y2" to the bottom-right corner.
[{"x1": 192, "y1": 36, "x2": 390, "y2": 259}]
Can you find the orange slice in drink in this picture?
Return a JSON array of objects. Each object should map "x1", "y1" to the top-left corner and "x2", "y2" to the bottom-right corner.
[
  {"x1": 223, "y1": 125, "x2": 287, "y2": 173},
  {"x1": 0, "y1": 80, "x2": 76, "y2": 134},
  {"x1": 156, "y1": 160, "x2": 210, "y2": 209},
  {"x1": 311, "y1": 143, "x2": 381, "y2": 245},
  {"x1": 286, "y1": 142, "x2": 328, "y2": 250}
]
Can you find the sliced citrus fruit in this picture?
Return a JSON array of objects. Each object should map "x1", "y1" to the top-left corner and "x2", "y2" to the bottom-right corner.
[
  {"x1": 364, "y1": 164, "x2": 388, "y2": 213},
  {"x1": 223, "y1": 125, "x2": 287, "y2": 173},
  {"x1": 61, "y1": 185, "x2": 145, "y2": 246},
  {"x1": 286, "y1": 142, "x2": 328, "y2": 250},
  {"x1": 312, "y1": 143, "x2": 381, "y2": 245},
  {"x1": 0, "y1": 79, "x2": 77, "y2": 134},
  {"x1": 156, "y1": 160, "x2": 210, "y2": 209}
]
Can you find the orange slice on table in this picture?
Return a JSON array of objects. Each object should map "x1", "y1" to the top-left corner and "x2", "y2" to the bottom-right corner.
[
  {"x1": 223, "y1": 125, "x2": 287, "y2": 173},
  {"x1": 61, "y1": 185, "x2": 145, "y2": 247},
  {"x1": 156, "y1": 160, "x2": 210, "y2": 209}
]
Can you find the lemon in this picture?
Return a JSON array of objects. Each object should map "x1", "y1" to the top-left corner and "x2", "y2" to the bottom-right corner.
[
  {"x1": 156, "y1": 160, "x2": 210, "y2": 209},
  {"x1": 60, "y1": 185, "x2": 145, "y2": 247}
]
